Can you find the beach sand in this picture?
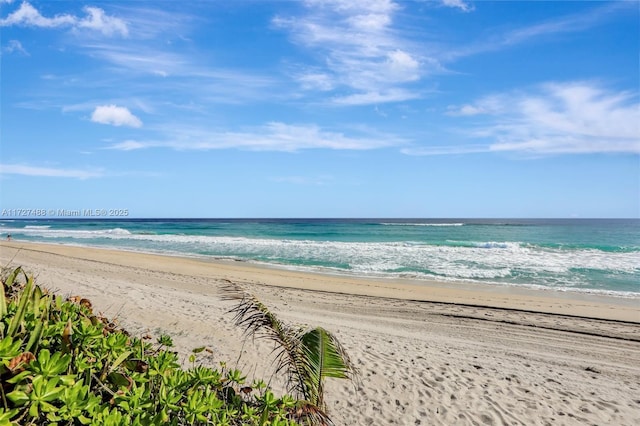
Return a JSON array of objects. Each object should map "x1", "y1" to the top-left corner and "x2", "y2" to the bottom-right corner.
[{"x1": 1, "y1": 241, "x2": 639, "y2": 425}]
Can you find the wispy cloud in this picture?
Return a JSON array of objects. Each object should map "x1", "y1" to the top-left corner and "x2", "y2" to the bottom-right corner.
[
  {"x1": 274, "y1": 0, "x2": 432, "y2": 105},
  {"x1": 107, "y1": 122, "x2": 405, "y2": 152},
  {"x1": 80, "y1": 43, "x2": 186, "y2": 77},
  {"x1": 401, "y1": 144, "x2": 487, "y2": 156},
  {"x1": 441, "y1": 0, "x2": 474, "y2": 13},
  {"x1": 445, "y1": 95, "x2": 503, "y2": 116},
  {"x1": 0, "y1": 163, "x2": 103, "y2": 179},
  {"x1": 108, "y1": 4, "x2": 193, "y2": 40},
  {"x1": 296, "y1": 70, "x2": 336, "y2": 91},
  {"x1": 332, "y1": 88, "x2": 421, "y2": 106},
  {"x1": 486, "y1": 82, "x2": 640, "y2": 154},
  {"x1": 2, "y1": 39, "x2": 28, "y2": 55},
  {"x1": 81, "y1": 42, "x2": 276, "y2": 99},
  {"x1": 409, "y1": 82, "x2": 640, "y2": 156},
  {"x1": 0, "y1": 1, "x2": 128, "y2": 36},
  {"x1": 270, "y1": 175, "x2": 335, "y2": 186},
  {"x1": 91, "y1": 105, "x2": 142, "y2": 127},
  {"x1": 444, "y1": 1, "x2": 632, "y2": 61},
  {"x1": 502, "y1": 3, "x2": 626, "y2": 46}
]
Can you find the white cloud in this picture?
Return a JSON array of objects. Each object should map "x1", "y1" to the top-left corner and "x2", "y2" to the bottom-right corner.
[
  {"x1": 107, "y1": 122, "x2": 405, "y2": 152},
  {"x1": 446, "y1": 104, "x2": 483, "y2": 116},
  {"x1": 347, "y1": 11, "x2": 391, "y2": 31},
  {"x1": 488, "y1": 83, "x2": 640, "y2": 154},
  {"x1": 91, "y1": 105, "x2": 142, "y2": 128},
  {"x1": 446, "y1": 95, "x2": 504, "y2": 116},
  {"x1": 0, "y1": 2, "x2": 75, "y2": 27},
  {"x1": 76, "y1": 6, "x2": 128, "y2": 37},
  {"x1": 0, "y1": 2, "x2": 127, "y2": 36},
  {"x1": 2, "y1": 39, "x2": 28, "y2": 55},
  {"x1": 386, "y1": 49, "x2": 420, "y2": 81},
  {"x1": 441, "y1": 0, "x2": 474, "y2": 13},
  {"x1": 332, "y1": 89, "x2": 420, "y2": 106},
  {"x1": 108, "y1": 140, "x2": 146, "y2": 151},
  {"x1": 415, "y1": 82, "x2": 640, "y2": 156},
  {"x1": 296, "y1": 72, "x2": 335, "y2": 91},
  {"x1": 275, "y1": 0, "x2": 432, "y2": 105},
  {"x1": 0, "y1": 163, "x2": 102, "y2": 179}
]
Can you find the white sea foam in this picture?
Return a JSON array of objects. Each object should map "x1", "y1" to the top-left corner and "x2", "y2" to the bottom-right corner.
[
  {"x1": 135, "y1": 235, "x2": 637, "y2": 276},
  {"x1": 5, "y1": 227, "x2": 132, "y2": 238},
  {"x1": 6, "y1": 226, "x2": 639, "y2": 293},
  {"x1": 104, "y1": 228, "x2": 132, "y2": 235},
  {"x1": 472, "y1": 241, "x2": 520, "y2": 249}
]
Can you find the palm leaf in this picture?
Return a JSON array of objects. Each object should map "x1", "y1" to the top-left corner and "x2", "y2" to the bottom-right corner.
[
  {"x1": 300, "y1": 327, "x2": 354, "y2": 409},
  {"x1": 223, "y1": 283, "x2": 356, "y2": 424},
  {"x1": 222, "y1": 284, "x2": 308, "y2": 397}
]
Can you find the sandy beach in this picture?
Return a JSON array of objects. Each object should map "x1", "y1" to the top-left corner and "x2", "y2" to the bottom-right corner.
[{"x1": 1, "y1": 241, "x2": 639, "y2": 425}]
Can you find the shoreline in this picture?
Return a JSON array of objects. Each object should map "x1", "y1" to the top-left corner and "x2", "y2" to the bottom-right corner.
[
  {"x1": 1, "y1": 240, "x2": 639, "y2": 425},
  {"x1": 1, "y1": 241, "x2": 638, "y2": 323}
]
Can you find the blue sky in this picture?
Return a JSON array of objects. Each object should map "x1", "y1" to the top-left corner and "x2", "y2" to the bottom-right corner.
[{"x1": 1, "y1": 0, "x2": 638, "y2": 218}]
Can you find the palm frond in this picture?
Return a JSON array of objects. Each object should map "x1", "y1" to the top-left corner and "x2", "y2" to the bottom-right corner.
[
  {"x1": 300, "y1": 327, "x2": 355, "y2": 409},
  {"x1": 222, "y1": 283, "x2": 308, "y2": 397},
  {"x1": 222, "y1": 282, "x2": 357, "y2": 423}
]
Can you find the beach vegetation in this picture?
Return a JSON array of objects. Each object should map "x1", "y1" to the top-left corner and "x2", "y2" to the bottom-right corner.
[
  {"x1": 0, "y1": 267, "x2": 305, "y2": 425},
  {"x1": 225, "y1": 284, "x2": 357, "y2": 425}
]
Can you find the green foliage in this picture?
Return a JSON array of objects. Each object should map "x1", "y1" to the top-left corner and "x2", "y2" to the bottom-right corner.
[
  {"x1": 225, "y1": 284, "x2": 357, "y2": 425},
  {"x1": 299, "y1": 327, "x2": 353, "y2": 410},
  {"x1": 0, "y1": 267, "x2": 304, "y2": 425}
]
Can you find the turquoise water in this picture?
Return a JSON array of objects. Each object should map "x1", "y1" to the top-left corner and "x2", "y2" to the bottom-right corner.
[{"x1": 1, "y1": 219, "x2": 638, "y2": 297}]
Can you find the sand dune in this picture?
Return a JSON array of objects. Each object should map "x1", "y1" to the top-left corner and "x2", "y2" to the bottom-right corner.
[{"x1": 1, "y1": 242, "x2": 639, "y2": 425}]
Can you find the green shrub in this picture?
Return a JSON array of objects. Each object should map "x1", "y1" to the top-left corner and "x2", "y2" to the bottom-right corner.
[{"x1": 0, "y1": 267, "x2": 301, "y2": 425}]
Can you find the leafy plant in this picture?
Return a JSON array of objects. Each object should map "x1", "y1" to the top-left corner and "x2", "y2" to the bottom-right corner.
[
  {"x1": 224, "y1": 283, "x2": 357, "y2": 425},
  {"x1": 1, "y1": 267, "x2": 309, "y2": 425}
]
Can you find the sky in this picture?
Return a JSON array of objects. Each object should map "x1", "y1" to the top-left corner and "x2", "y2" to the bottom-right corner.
[{"x1": 0, "y1": 0, "x2": 638, "y2": 218}]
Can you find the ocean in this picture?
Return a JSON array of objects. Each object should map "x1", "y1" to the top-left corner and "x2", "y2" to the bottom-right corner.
[{"x1": 1, "y1": 218, "x2": 638, "y2": 298}]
